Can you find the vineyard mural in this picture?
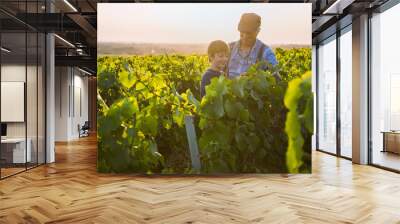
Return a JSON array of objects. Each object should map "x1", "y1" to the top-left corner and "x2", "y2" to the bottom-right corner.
[{"x1": 97, "y1": 3, "x2": 312, "y2": 174}]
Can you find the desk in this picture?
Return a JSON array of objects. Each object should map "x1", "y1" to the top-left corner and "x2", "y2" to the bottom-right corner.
[
  {"x1": 1, "y1": 138, "x2": 31, "y2": 163},
  {"x1": 382, "y1": 131, "x2": 400, "y2": 154}
]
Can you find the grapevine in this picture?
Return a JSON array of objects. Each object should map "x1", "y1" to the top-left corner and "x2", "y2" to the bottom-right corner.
[{"x1": 97, "y1": 48, "x2": 312, "y2": 173}]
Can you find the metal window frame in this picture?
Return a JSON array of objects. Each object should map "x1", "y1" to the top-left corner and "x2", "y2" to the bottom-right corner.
[
  {"x1": 315, "y1": 22, "x2": 353, "y2": 161},
  {"x1": 316, "y1": 0, "x2": 400, "y2": 172}
]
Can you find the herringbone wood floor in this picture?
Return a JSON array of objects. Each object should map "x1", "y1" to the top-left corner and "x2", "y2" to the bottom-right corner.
[{"x1": 1, "y1": 135, "x2": 400, "y2": 224}]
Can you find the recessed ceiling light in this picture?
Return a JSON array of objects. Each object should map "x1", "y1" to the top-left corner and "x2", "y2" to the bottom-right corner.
[
  {"x1": 78, "y1": 67, "x2": 92, "y2": 76},
  {"x1": 323, "y1": 0, "x2": 354, "y2": 15},
  {"x1": 63, "y1": 0, "x2": 78, "y2": 12},
  {"x1": 1, "y1": 47, "x2": 11, "y2": 53},
  {"x1": 54, "y1": 34, "x2": 75, "y2": 48}
]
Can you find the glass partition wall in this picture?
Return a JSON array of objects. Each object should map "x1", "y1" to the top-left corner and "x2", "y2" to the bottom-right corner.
[
  {"x1": 0, "y1": 31, "x2": 27, "y2": 177},
  {"x1": 0, "y1": 2, "x2": 46, "y2": 179}
]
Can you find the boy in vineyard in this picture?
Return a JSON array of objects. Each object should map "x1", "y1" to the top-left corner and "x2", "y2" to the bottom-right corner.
[{"x1": 200, "y1": 40, "x2": 230, "y2": 98}]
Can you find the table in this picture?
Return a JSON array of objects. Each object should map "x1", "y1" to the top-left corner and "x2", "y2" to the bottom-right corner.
[
  {"x1": 1, "y1": 138, "x2": 32, "y2": 164},
  {"x1": 381, "y1": 131, "x2": 400, "y2": 154}
]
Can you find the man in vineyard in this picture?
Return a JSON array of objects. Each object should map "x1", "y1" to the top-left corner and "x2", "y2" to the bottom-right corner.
[{"x1": 227, "y1": 13, "x2": 278, "y2": 78}]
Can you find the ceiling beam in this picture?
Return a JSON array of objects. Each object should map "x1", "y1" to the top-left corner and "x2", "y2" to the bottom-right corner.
[
  {"x1": 67, "y1": 13, "x2": 97, "y2": 46},
  {"x1": 323, "y1": 0, "x2": 356, "y2": 14},
  {"x1": 55, "y1": 55, "x2": 96, "y2": 72}
]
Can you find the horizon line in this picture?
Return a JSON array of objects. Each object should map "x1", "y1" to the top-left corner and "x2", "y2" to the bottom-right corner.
[{"x1": 98, "y1": 42, "x2": 311, "y2": 45}]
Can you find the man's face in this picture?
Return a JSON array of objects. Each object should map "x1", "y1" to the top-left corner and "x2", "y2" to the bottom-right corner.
[
  {"x1": 211, "y1": 52, "x2": 229, "y2": 71},
  {"x1": 240, "y1": 30, "x2": 259, "y2": 47}
]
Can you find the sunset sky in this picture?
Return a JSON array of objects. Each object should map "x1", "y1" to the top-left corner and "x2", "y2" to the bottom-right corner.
[{"x1": 98, "y1": 3, "x2": 311, "y2": 46}]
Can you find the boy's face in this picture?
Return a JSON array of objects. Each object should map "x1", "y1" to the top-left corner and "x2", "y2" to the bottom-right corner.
[{"x1": 211, "y1": 52, "x2": 229, "y2": 71}]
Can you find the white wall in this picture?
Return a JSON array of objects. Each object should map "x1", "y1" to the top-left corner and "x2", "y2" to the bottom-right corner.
[
  {"x1": 75, "y1": 71, "x2": 89, "y2": 139},
  {"x1": 1, "y1": 65, "x2": 26, "y2": 139},
  {"x1": 1, "y1": 63, "x2": 46, "y2": 164},
  {"x1": 1, "y1": 65, "x2": 26, "y2": 81},
  {"x1": 55, "y1": 67, "x2": 70, "y2": 141},
  {"x1": 55, "y1": 67, "x2": 89, "y2": 141},
  {"x1": 70, "y1": 72, "x2": 89, "y2": 139}
]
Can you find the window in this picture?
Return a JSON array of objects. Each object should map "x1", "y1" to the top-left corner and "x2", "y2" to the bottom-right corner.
[
  {"x1": 317, "y1": 35, "x2": 337, "y2": 154},
  {"x1": 339, "y1": 27, "x2": 352, "y2": 158},
  {"x1": 370, "y1": 2, "x2": 400, "y2": 171}
]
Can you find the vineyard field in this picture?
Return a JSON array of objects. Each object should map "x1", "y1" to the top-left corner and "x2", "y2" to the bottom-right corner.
[{"x1": 97, "y1": 48, "x2": 312, "y2": 174}]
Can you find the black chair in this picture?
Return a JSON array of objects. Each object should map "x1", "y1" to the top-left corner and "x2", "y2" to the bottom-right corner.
[{"x1": 79, "y1": 121, "x2": 90, "y2": 138}]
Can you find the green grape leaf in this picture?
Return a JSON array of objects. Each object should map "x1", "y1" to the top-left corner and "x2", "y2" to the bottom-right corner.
[{"x1": 119, "y1": 70, "x2": 136, "y2": 89}]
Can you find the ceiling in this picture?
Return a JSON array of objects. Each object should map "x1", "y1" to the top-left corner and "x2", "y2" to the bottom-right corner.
[
  {"x1": 0, "y1": 0, "x2": 393, "y2": 74},
  {"x1": 0, "y1": 0, "x2": 98, "y2": 73}
]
